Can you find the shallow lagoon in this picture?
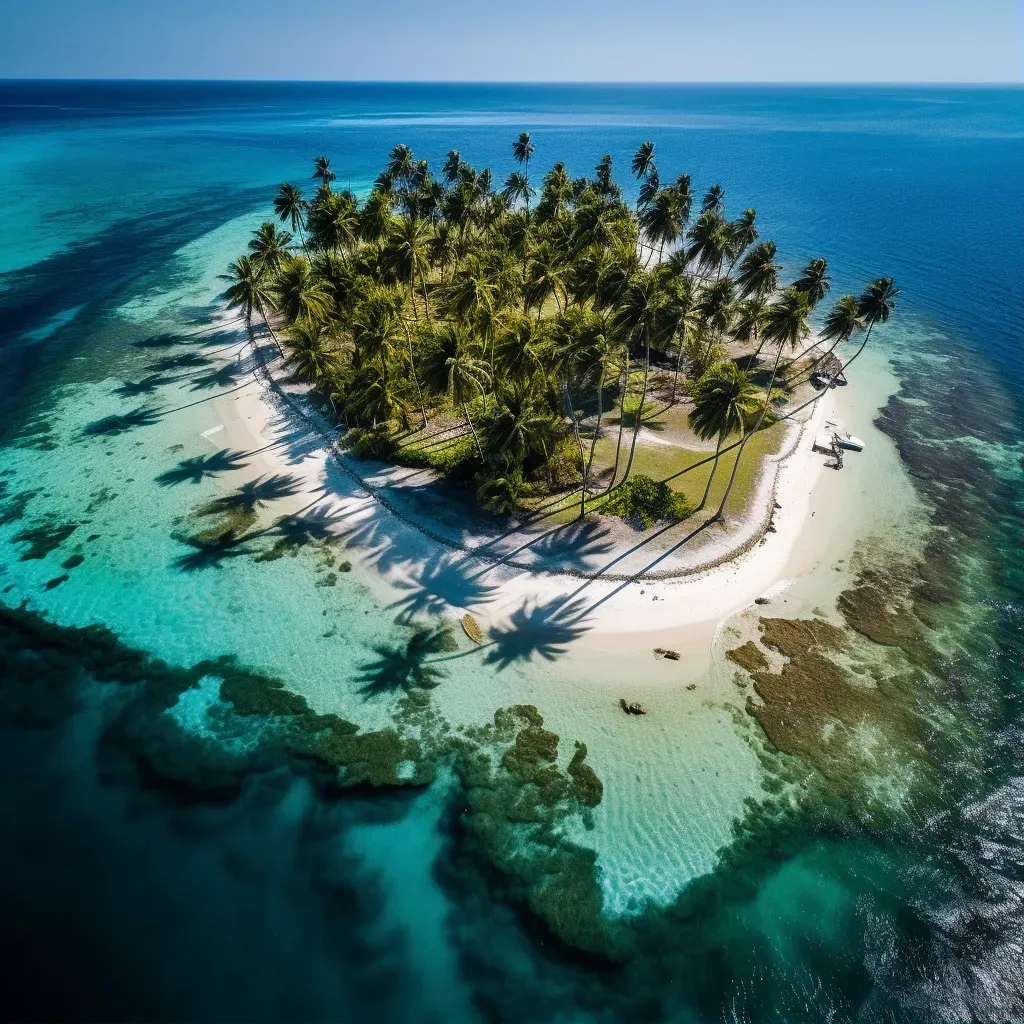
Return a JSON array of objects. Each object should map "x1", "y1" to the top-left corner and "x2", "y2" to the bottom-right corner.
[{"x1": 1, "y1": 82, "x2": 1022, "y2": 1022}]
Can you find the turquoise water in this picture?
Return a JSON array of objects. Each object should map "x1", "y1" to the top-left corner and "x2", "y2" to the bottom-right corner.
[{"x1": 1, "y1": 82, "x2": 1022, "y2": 1022}]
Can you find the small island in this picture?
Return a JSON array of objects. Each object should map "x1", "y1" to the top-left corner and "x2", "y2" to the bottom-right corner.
[{"x1": 223, "y1": 137, "x2": 897, "y2": 543}]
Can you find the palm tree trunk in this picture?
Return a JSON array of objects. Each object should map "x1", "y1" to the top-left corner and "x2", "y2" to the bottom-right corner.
[
  {"x1": 256, "y1": 298, "x2": 285, "y2": 360},
  {"x1": 585, "y1": 362, "x2": 605, "y2": 482},
  {"x1": 605, "y1": 356, "x2": 629, "y2": 495},
  {"x1": 420, "y1": 271, "x2": 431, "y2": 321},
  {"x1": 463, "y1": 403, "x2": 484, "y2": 460},
  {"x1": 712, "y1": 335, "x2": 790, "y2": 521},
  {"x1": 621, "y1": 326, "x2": 651, "y2": 483},
  {"x1": 564, "y1": 378, "x2": 587, "y2": 519},
  {"x1": 402, "y1": 319, "x2": 428, "y2": 430},
  {"x1": 697, "y1": 431, "x2": 725, "y2": 512},
  {"x1": 672, "y1": 340, "x2": 684, "y2": 404}
]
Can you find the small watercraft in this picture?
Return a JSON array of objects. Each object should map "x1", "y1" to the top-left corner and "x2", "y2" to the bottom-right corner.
[
  {"x1": 823, "y1": 419, "x2": 865, "y2": 452},
  {"x1": 833, "y1": 431, "x2": 865, "y2": 451}
]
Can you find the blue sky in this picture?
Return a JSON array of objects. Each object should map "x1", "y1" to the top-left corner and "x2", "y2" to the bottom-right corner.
[{"x1": 1, "y1": 0, "x2": 1020, "y2": 81}]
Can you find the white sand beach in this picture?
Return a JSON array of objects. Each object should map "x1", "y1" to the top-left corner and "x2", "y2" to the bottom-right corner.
[{"x1": 206, "y1": 327, "x2": 917, "y2": 682}]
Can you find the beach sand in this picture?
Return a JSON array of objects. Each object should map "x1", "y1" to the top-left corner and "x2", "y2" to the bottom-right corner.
[{"x1": 207, "y1": 327, "x2": 919, "y2": 685}]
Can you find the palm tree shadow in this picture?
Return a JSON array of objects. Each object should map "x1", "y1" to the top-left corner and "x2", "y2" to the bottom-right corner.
[
  {"x1": 524, "y1": 519, "x2": 616, "y2": 572},
  {"x1": 83, "y1": 406, "x2": 163, "y2": 437},
  {"x1": 202, "y1": 472, "x2": 304, "y2": 515},
  {"x1": 355, "y1": 627, "x2": 451, "y2": 697},
  {"x1": 148, "y1": 351, "x2": 213, "y2": 373},
  {"x1": 171, "y1": 530, "x2": 251, "y2": 571},
  {"x1": 190, "y1": 364, "x2": 243, "y2": 390},
  {"x1": 484, "y1": 595, "x2": 592, "y2": 670},
  {"x1": 155, "y1": 448, "x2": 251, "y2": 486},
  {"x1": 268, "y1": 503, "x2": 347, "y2": 548},
  {"x1": 114, "y1": 374, "x2": 173, "y2": 398},
  {"x1": 389, "y1": 551, "x2": 500, "y2": 622},
  {"x1": 132, "y1": 333, "x2": 182, "y2": 349}
]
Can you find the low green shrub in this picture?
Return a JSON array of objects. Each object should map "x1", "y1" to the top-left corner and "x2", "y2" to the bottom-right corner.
[
  {"x1": 602, "y1": 475, "x2": 695, "y2": 529},
  {"x1": 341, "y1": 426, "x2": 397, "y2": 461}
]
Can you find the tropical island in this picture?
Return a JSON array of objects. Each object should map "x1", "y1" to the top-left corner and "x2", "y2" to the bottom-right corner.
[{"x1": 223, "y1": 136, "x2": 897, "y2": 547}]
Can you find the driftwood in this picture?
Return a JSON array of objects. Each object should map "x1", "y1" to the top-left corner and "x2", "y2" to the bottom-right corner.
[{"x1": 620, "y1": 698, "x2": 647, "y2": 716}]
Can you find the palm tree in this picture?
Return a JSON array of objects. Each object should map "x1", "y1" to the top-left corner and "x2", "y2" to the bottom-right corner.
[
  {"x1": 631, "y1": 141, "x2": 656, "y2": 181},
  {"x1": 702, "y1": 184, "x2": 726, "y2": 216},
  {"x1": 512, "y1": 132, "x2": 535, "y2": 213},
  {"x1": 687, "y1": 212, "x2": 731, "y2": 278},
  {"x1": 313, "y1": 155, "x2": 336, "y2": 190},
  {"x1": 848, "y1": 278, "x2": 899, "y2": 372},
  {"x1": 733, "y1": 297, "x2": 769, "y2": 365},
  {"x1": 248, "y1": 222, "x2": 293, "y2": 274},
  {"x1": 640, "y1": 189, "x2": 684, "y2": 263},
  {"x1": 273, "y1": 257, "x2": 334, "y2": 325},
  {"x1": 274, "y1": 184, "x2": 308, "y2": 249},
  {"x1": 307, "y1": 190, "x2": 360, "y2": 254},
  {"x1": 552, "y1": 309, "x2": 606, "y2": 516},
  {"x1": 424, "y1": 324, "x2": 490, "y2": 459},
  {"x1": 727, "y1": 209, "x2": 758, "y2": 273},
  {"x1": 611, "y1": 274, "x2": 664, "y2": 487},
  {"x1": 387, "y1": 216, "x2": 433, "y2": 319},
  {"x1": 794, "y1": 258, "x2": 831, "y2": 307},
  {"x1": 736, "y1": 240, "x2": 781, "y2": 301},
  {"x1": 220, "y1": 255, "x2": 284, "y2": 358},
  {"x1": 500, "y1": 170, "x2": 535, "y2": 212},
  {"x1": 689, "y1": 362, "x2": 762, "y2": 513},
  {"x1": 286, "y1": 317, "x2": 338, "y2": 389},
  {"x1": 442, "y1": 150, "x2": 461, "y2": 184},
  {"x1": 481, "y1": 383, "x2": 553, "y2": 471},
  {"x1": 793, "y1": 294, "x2": 863, "y2": 384}
]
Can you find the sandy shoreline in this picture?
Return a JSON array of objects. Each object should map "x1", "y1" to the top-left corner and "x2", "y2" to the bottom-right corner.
[{"x1": 207, "y1": 327, "x2": 889, "y2": 676}]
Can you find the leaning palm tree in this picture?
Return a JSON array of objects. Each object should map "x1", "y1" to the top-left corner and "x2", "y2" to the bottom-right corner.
[
  {"x1": 220, "y1": 255, "x2": 284, "y2": 358},
  {"x1": 512, "y1": 132, "x2": 535, "y2": 213},
  {"x1": 708, "y1": 290, "x2": 809, "y2": 521},
  {"x1": 313, "y1": 155, "x2": 336, "y2": 190},
  {"x1": 689, "y1": 361, "x2": 762, "y2": 513},
  {"x1": 794, "y1": 257, "x2": 831, "y2": 307},
  {"x1": 848, "y1": 278, "x2": 899, "y2": 372},
  {"x1": 274, "y1": 184, "x2": 308, "y2": 250},
  {"x1": 640, "y1": 189, "x2": 684, "y2": 263},
  {"x1": 793, "y1": 294, "x2": 864, "y2": 384}
]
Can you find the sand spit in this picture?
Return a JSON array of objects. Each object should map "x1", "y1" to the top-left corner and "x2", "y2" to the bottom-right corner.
[{"x1": 206, "y1": 326, "x2": 903, "y2": 676}]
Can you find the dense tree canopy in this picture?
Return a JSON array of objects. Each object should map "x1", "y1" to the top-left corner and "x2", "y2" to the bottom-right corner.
[{"x1": 224, "y1": 138, "x2": 895, "y2": 525}]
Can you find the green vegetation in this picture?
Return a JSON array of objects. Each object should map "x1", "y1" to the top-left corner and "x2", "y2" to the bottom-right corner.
[
  {"x1": 224, "y1": 137, "x2": 896, "y2": 528},
  {"x1": 601, "y1": 474, "x2": 695, "y2": 528}
]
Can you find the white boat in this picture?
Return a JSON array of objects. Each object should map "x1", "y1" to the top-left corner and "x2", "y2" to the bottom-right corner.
[
  {"x1": 820, "y1": 419, "x2": 865, "y2": 452},
  {"x1": 834, "y1": 431, "x2": 864, "y2": 451}
]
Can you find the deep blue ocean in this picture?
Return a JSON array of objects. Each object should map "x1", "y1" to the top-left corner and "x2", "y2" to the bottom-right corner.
[{"x1": 0, "y1": 81, "x2": 1022, "y2": 1023}]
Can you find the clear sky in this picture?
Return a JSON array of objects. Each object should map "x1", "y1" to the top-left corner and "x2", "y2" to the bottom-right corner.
[{"x1": 1, "y1": 0, "x2": 1020, "y2": 82}]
